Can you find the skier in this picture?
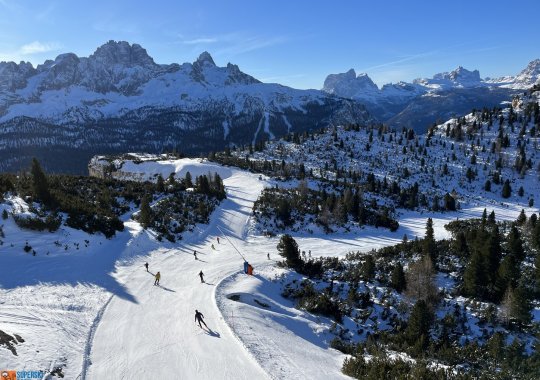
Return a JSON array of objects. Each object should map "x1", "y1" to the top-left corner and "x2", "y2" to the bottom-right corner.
[
  {"x1": 217, "y1": 237, "x2": 220, "y2": 244},
  {"x1": 199, "y1": 270, "x2": 204, "y2": 283},
  {"x1": 144, "y1": 262, "x2": 149, "y2": 272},
  {"x1": 194, "y1": 250, "x2": 198, "y2": 260},
  {"x1": 211, "y1": 244, "x2": 215, "y2": 250},
  {"x1": 154, "y1": 271, "x2": 161, "y2": 286},
  {"x1": 267, "y1": 253, "x2": 270, "y2": 260},
  {"x1": 195, "y1": 309, "x2": 208, "y2": 329}
]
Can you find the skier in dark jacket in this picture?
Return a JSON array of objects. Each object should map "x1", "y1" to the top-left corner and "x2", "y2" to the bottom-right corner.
[
  {"x1": 195, "y1": 309, "x2": 208, "y2": 328},
  {"x1": 144, "y1": 262, "x2": 149, "y2": 272},
  {"x1": 199, "y1": 270, "x2": 204, "y2": 283}
]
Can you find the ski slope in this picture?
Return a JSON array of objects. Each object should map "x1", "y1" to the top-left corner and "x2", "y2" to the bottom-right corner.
[{"x1": 86, "y1": 168, "x2": 270, "y2": 379}]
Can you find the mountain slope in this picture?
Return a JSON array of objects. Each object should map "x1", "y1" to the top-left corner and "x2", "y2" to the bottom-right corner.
[
  {"x1": 218, "y1": 86, "x2": 540, "y2": 222},
  {"x1": 323, "y1": 60, "x2": 540, "y2": 131},
  {"x1": 0, "y1": 41, "x2": 372, "y2": 174}
]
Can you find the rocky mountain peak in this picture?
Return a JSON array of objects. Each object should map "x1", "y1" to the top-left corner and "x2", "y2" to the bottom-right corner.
[
  {"x1": 0, "y1": 60, "x2": 36, "y2": 91},
  {"x1": 514, "y1": 59, "x2": 540, "y2": 86},
  {"x1": 89, "y1": 40, "x2": 155, "y2": 67},
  {"x1": 432, "y1": 66, "x2": 481, "y2": 84},
  {"x1": 323, "y1": 69, "x2": 378, "y2": 98},
  {"x1": 225, "y1": 62, "x2": 260, "y2": 85},
  {"x1": 195, "y1": 51, "x2": 216, "y2": 66},
  {"x1": 343, "y1": 68, "x2": 357, "y2": 79},
  {"x1": 450, "y1": 66, "x2": 481, "y2": 82}
]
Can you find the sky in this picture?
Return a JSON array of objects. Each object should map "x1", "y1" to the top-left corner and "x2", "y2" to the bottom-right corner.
[{"x1": 0, "y1": 0, "x2": 539, "y2": 89}]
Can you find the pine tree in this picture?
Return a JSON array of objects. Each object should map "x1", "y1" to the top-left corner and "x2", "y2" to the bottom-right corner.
[
  {"x1": 213, "y1": 173, "x2": 226, "y2": 199},
  {"x1": 534, "y1": 221, "x2": 540, "y2": 250},
  {"x1": 481, "y1": 208, "x2": 488, "y2": 226},
  {"x1": 139, "y1": 195, "x2": 152, "y2": 228},
  {"x1": 507, "y1": 225, "x2": 524, "y2": 261},
  {"x1": 487, "y1": 332, "x2": 505, "y2": 361},
  {"x1": 185, "y1": 172, "x2": 193, "y2": 189},
  {"x1": 502, "y1": 179, "x2": 512, "y2": 198},
  {"x1": 361, "y1": 255, "x2": 376, "y2": 281},
  {"x1": 168, "y1": 172, "x2": 176, "y2": 186},
  {"x1": 30, "y1": 158, "x2": 51, "y2": 204},
  {"x1": 463, "y1": 250, "x2": 485, "y2": 298},
  {"x1": 516, "y1": 209, "x2": 527, "y2": 225},
  {"x1": 488, "y1": 210, "x2": 496, "y2": 224},
  {"x1": 423, "y1": 218, "x2": 436, "y2": 263},
  {"x1": 333, "y1": 199, "x2": 348, "y2": 225},
  {"x1": 390, "y1": 263, "x2": 406, "y2": 292},
  {"x1": 535, "y1": 252, "x2": 540, "y2": 294},
  {"x1": 496, "y1": 254, "x2": 519, "y2": 298},
  {"x1": 443, "y1": 193, "x2": 456, "y2": 211},
  {"x1": 483, "y1": 226, "x2": 502, "y2": 299},
  {"x1": 277, "y1": 234, "x2": 303, "y2": 270},
  {"x1": 405, "y1": 300, "x2": 433, "y2": 348},
  {"x1": 277, "y1": 198, "x2": 292, "y2": 226},
  {"x1": 197, "y1": 175, "x2": 210, "y2": 194},
  {"x1": 156, "y1": 174, "x2": 165, "y2": 193},
  {"x1": 512, "y1": 286, "x2": 532, "y2": 326},
  {"x1": 453, "y1": 231, "x2": 469, "y2": 257}
]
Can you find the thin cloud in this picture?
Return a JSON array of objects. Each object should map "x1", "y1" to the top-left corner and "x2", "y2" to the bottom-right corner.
[
  {"x1": 0, "y1": 41, "x2": 62, "y2": 62},
  {"x1": 358, "y1": 40, "x2": 491, "y2": 75},
  {"x1": 214, "y1": 35, "x2": 287, "y2": 57},
  {"x1": 19, "y1": 41, "x2": 61, "y2": 55},
  {"x1": 173, "y1": 32, "x2": 288, "y2": 57},
  {"x1": 359, "y1": 50, "x2": 440, "y2": 73},
  {"x1": 180, "y1": 37, "x2": 218, "y2": 45}
]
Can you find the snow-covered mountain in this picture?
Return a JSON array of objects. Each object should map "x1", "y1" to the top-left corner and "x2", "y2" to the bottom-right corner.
[
  {"x1": 0, "y1": 40, "x2": 372, "y2": 173},
  {"x1": 323, "y1": 60, "x2": 540, "y2": 130}
]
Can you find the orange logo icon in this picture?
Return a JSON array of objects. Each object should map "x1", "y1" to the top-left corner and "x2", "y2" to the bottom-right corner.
[{"x1": 0, "y1": 371, "x2": 16, "y2": 380}]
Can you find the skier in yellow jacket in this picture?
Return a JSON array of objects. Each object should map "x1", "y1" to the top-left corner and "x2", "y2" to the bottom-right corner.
[{"x1": 154, "y1": 271, "x2": 161, "y2": 286}]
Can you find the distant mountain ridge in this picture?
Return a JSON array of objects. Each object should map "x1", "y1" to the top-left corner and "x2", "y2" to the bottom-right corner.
[
  {"x1": 323, "y1": 60, "x2": 540, "y2": 129},
  {"x1": 0, "y1": 40, "x2": 371, "y2": 173}
]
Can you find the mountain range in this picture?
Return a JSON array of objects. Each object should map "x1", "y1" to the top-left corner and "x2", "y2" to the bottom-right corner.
[
  {"x1": 322, "y1": 59, "x2": 540, "y2": 129},
  {"x1": 1, "y1": 40, "x2": 538, "y2": 174},
  {"x1": 0, "y1": 40, "x2": 371, "y2": 173}
]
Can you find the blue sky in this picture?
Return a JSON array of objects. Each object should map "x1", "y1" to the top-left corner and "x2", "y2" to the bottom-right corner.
[{"x1": 0, "y1": 0, "x2": 538, "y2": 89}]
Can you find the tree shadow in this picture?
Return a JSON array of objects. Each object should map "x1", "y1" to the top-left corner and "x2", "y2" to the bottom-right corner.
[
  {"x1": 0, "y1": 225, "x2": 156, "y2": 304},
  {"x1": 0, "y1": 252, "x2": 139, "y2": 303}
]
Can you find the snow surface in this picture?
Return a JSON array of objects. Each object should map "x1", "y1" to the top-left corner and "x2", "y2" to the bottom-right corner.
[{"x1": 1, "y1": 158, "x2": 538, "y2": 378}]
